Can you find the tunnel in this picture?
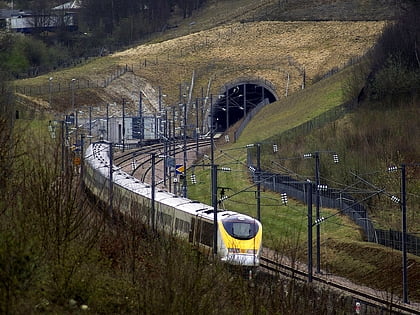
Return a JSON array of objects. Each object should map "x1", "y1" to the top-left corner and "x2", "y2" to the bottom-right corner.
[{"x1": 212, "y1": 82, "x2": 278, "y2": 132}]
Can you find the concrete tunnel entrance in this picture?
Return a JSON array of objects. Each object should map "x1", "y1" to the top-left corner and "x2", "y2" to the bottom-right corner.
[{"x1": 212, "y1": 82, "x2": 277, "y2": 132}]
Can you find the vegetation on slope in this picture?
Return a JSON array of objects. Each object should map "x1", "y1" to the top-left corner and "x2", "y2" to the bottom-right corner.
[
  {"x1": 219, "y1": 3, "x2": 420, "y2": 298},
  {"x1": 2, "y1": 0, "x2": 419, "y2": 311},
  {"x1": 0, "y1": 113, "x2": 363, "y2": 313},
  {"x1": 191, "y1": 2, "x2": 420, "y2": 300}
]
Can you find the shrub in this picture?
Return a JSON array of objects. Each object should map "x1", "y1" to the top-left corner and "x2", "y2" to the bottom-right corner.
[{"x1": 365, "y1": 3, "x2": 420, "y2": 105}]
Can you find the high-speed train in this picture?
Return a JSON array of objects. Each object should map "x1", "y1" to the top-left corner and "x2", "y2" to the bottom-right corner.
[{"x1": 83, "y1": 141, "x2": 262, "y2": 268}]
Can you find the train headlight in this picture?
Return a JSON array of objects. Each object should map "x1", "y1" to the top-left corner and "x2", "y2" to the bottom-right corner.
[
  {"x1": 228, "y1": 248, "x2": 240, "y2": 253},
  {"x1": 246, "y1": 249, "x2": 256, "y2": 254}
]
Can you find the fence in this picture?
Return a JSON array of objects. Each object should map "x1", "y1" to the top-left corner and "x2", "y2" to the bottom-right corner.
[
  {"x1": 15, "y1": 65, "x2": 132, "y2": 97},
  {"x1": 376, "y1": 229, "x2": 420, "y2": 256},
  {"x1": 247, "y1": 156, "x2": 420, "y2": 256},
  {"x1": 234, "y1": 98, "x2": 270, "y2": 141}
]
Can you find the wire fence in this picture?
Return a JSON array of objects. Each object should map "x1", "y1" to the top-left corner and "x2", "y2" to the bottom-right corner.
[
  {"x1": 234, "y1": 98, "x2": 270, "y2": 141},
  {"x1": 15, "y1": 65, "x2": 133, "y2": 96},
  {"x1": 247, "y1": 156, "x2": 420, "y2": 256}
]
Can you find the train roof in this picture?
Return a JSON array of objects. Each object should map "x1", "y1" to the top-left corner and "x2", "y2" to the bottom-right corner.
[{"x1": 85, "y1": 142, "x2": 259, "y2": 223}]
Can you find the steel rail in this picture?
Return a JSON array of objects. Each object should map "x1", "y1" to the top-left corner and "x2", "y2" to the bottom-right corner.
[{"x1": 260, "y1": 256, "x2": 420, "y2": 315}]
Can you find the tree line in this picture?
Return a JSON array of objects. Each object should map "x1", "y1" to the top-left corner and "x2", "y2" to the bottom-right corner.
[{"x1": 0, "y1": 0, "x2": 208, "y2": 78}]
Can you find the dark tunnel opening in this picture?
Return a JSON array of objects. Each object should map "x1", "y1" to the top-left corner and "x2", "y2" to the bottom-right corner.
[{"x1": 213, "y1": 83, "x2": 277, "y2": 132}]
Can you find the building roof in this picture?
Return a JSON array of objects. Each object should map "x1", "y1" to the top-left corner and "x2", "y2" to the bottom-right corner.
[
  {"x1": 53, "y1": 0, "x2": 82, "y2": 10},
  {"x1": 0, "y1": 9, "x2": 26, "y2": 19}
]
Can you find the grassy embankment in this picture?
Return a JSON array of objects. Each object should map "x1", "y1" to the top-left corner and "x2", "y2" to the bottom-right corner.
[
  {"x1": 9, "y1": 0, "x2": 419, "y2": 302},
  {"x1": 189, "y1": 66, "x2": 420, "y2": 299}
]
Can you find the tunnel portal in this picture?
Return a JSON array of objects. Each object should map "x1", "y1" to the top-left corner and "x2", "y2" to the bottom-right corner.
[{"x1": 213, "y1": 82, "x2": 277, "y2": 132}]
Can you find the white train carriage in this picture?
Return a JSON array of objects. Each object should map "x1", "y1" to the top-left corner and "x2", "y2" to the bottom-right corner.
[{"x1": 83, "y1": 141, "x2": 262, "y2": 267}]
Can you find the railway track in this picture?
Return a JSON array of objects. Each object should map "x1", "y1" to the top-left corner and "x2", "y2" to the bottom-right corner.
[
  {"x1": 260, "y1": 256, "x2": 420, "y2": 314},
  {"x1": 112, "y1": 140, "x2": 420, "y2": 313},
  {"x1": 114, "y1": 139, "x2": 211, "y2": 182}
]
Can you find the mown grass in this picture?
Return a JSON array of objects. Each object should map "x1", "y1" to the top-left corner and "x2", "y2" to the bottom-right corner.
[{"x1": 237, "y1": 67, "x2": 349, "y2": 145}]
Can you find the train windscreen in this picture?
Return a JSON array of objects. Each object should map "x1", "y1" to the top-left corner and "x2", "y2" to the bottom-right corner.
[{"x1": 222, "y1": 216, "x2": 259, "y2": 240}]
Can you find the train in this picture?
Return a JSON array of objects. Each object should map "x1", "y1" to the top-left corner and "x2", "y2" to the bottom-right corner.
[{"x1": 83, "y1": 141, "x2": 262, "y2": 269}]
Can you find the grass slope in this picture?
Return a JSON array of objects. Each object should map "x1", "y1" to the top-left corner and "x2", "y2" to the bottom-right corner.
[{"x1": 12, "y1": 0, "x2": 420, "y2": 304}]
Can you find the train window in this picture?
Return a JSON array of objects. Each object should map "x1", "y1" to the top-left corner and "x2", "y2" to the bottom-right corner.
[
  {"x1": 222, "y1": 216, "x2": 259, "y2": 240},
  {"x1": 175, "y1": 218, "x2": 190, "y2": 233},
  {"x1": 200, "y1": 221, "x2": 213, "y2": 246},
  {"x1": 157, "y1": 212, "x2": 173, "y2": 226}
]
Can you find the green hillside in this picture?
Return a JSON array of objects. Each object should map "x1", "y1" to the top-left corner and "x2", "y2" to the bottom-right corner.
[{"x1": 1, "y1": 0, "x2": 420, "y2": 312}]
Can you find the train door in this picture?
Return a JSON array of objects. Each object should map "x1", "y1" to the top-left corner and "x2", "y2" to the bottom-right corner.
[{"x1": 189, "y1": 218, "x2": 196, "y2": 243}]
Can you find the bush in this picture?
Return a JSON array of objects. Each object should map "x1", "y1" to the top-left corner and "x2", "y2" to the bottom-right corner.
[
  {"x1": 364, "y1": 3, "x2": 420, "y2": 105},
  {"x1": 369, "y1": 54, "x2": 420, "y2": 104}
]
